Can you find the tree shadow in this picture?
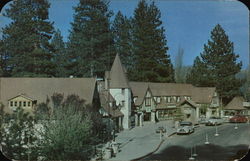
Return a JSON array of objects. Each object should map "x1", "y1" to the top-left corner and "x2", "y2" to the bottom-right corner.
[{"x1": 145, "y1": 144, "x2": 249, "y2": 161}]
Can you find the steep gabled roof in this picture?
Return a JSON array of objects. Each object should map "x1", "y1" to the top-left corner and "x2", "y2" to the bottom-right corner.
[
  {"x1": 178, "y1": 99, "x2": 198, "y2": 108},
  {"x1": 224, "y1": 96, "x2": 246, "y2": 110},
  {"x1": 99, "y1": 90, "x2": 123, "y2": 118},
  {"x1": 129, "y1": 82, "x2": 149, "y2": 106},
  {"x1": 109, "y1": 54, "x2": 129, "y2": 88}
]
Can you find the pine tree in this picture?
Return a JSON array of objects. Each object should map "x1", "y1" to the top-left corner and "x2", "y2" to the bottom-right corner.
[
  {"x1": 112, "y1": 11, "x2": 134, "y2": 74},
  {"x1": 1, "y1": 0, "x2": 55, "y2": 77},
  {"x1": 188, "y1": 24, "x2": 242, "y2": 105},
  {"x1": 0, "y1": 39, "x2": 4, "y2": 76},
  {"x1": 67, "y1": 0, "x2": 114, "y2": 78},
  {"x1": 51, "y1": 29, "x2": 67, "y2": 77},
  {"x1": 131, "y1": 0, "x2": 174, "y2": 82},
  {"x1": 186, "y1": 56, "x2": 211, "y2": 86}
]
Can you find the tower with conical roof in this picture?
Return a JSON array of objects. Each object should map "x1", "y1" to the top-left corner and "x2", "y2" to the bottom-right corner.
[{"x1": 105, "y1": 54, "x2": 132, "y2": 129}]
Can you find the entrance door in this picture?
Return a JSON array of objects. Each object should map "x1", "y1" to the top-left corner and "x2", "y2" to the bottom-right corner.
[{"x1": 144, "y1": 112, "x2": 151, "y2": 121}]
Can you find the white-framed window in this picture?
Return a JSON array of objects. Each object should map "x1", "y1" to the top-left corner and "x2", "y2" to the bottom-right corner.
[
  {"x1": 23, "y1": 101, "x2": 26, "y2": 107},
  {"x1": 10, "y1": 101, "x2": 13, "y2": 107},
  {"x1": 122, "y1": 88, "x2": 125, "y2": 95},
  {"x1": 121, "y1": 101, "x2": 125, "y2": 107},
  {"x1": 14, "y1": 101, "x2": 17, "y2": 106},
  {"x1": 166, "y1": 97, "x2": 171, "y2": 103},
  {"x1": 176, "y1": 96, "x2": 180, "y2": 102},
  {"x1": 145, "y1": 97, "x2": 151, "y2": 106},
  {"x1": 133, "y1": 96, "x2": 138, "y2": 102},
  {"x1": 157, "y1": 97, "x2": 161, "y2": 103}
]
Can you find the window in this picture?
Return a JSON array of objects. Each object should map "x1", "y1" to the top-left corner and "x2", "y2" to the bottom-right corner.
[
  {"x1": 10, "y1": 101, "x2": 13, "y2": 107},
  {"x1": 176, "y1": 96, "x2": 180, "y2": 102},
  {"x1": 23, "y1": 101, "x2": 26, "y2": 107},
  {"x1": 157, "y1": 97, "x2": 161, "y2": 103},
  {"x1": 28, "y1": 102, "x2": 31, "y2": 107},
  {"x1": 15, "y1": 101, "x2": 17, "y2": 106},
  {"x1": 134, "y1": 96, "x2": 138, "y2": 102},
  {"x1": 166, "y1": 97, "x2": 171, "y2": 103},
  {"x1": 172, "y1": 96, "x2": 176, "y2": 102},
  {"x1": 19, "y1": 101, "x2": 22, "y2": 107},
  {"x1": 145, "y1": 97, "x2": 151, "y2": 106}
]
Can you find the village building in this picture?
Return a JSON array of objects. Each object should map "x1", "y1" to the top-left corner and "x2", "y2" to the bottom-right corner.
[
  {"x1": 101, "y1": 54, "x2": 133, "y2": 130},
  {"x1": 223, "y1": 96, "x2": 250, "y2": 116},
  {"x1": 0, "y1": 77, "x2": 100, "y2": 114},
  {"x1": 130, "y1": 82, "x2": 220, "y2": 125},
  {"x1": 0, "y1": 54, "x2": 230, "y2": 131}
]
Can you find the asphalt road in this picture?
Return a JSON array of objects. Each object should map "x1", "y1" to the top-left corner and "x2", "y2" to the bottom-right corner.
[{"x1": 145, "y1": 123, "x2": 250, "y2": 160}]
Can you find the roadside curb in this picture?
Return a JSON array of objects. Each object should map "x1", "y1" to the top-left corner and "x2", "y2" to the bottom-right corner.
[{"x1": 131, "y1": 132, "x2": 176, "y2": 161}]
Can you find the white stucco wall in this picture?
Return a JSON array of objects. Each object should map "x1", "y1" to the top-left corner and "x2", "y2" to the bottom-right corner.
[{"x1": 110, "y1": 88, "x2": 131, "y2": 129}]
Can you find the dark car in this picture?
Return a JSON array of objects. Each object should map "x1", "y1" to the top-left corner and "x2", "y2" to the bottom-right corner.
[
  {"x1": 155, "y1": 126, "x2": 166, "y2": 133},
  {"x1": 229, "y1": 115, "x2": 248, "y2": 123}
]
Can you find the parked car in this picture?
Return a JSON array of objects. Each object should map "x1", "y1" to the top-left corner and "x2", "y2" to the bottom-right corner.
[
  {"x1": 177, "y1": 121, "x2": 194, "y2": 135},
  {"x1": 155, "y1": 126, "x2": 166, "y2": 133},
  {"x1": 205, "y1": 116, "x2": 223, "y2": 126},
  {"x1": 229, "y1": 115, "x2": 248, "y2": 123}
]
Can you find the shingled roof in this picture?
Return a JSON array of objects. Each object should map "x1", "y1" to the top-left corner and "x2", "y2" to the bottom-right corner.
[
  {"x1": 191, "y1": 87, "x2": 216, "y2": 104},
  {"x1": 99, "y1": 91, "x2": 123, "y2": 118},
  {"x1": 224, "y1": 96, "x2": 246, "y2": 110},
  {"x1": 109, "y1": 54, "x2": 129, "y2": 88},
  {"x1": 0, "y1": 78, "x2": 97, "y2": 112},
  {"x1": 129, "y1": 81, "x2": 216, "y2": 106},
  {"x1": 129, "y1": 82, "x2": 149, "y2": 106},
  {"x1": 148, "y1": 83, "x2": 193, "y2": 96}
]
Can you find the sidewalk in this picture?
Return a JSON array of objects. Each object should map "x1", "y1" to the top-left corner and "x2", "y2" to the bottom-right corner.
[{"x1": 108, "y1": 120, "x2": 176, "y2": 161}]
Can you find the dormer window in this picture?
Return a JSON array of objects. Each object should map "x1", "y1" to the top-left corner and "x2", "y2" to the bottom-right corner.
[
  {"x1": 145, "y1": 97, "x2": 151, "y2": 106},
  {"x1": 157, "y1": 97, "x2": 161, "y2": 103},
  {"x1": 166, "y1": 97, "x2": 171, "y2": 103},
  {"x1": 8, "y1": 94, "x2": 35, "y2": 109},
  {"x1": 176, "y1": 96, "x2": 180, "y2": 102},
  {"x1": 122, "y1": 88, "x2": 125, "y2": 94}
]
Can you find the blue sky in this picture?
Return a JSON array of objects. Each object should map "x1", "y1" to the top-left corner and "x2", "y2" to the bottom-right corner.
[{"x1": 0, "y1": 0, "x2": 249, "y2": 69}]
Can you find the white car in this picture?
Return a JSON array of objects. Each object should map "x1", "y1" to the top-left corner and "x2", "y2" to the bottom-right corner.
[
  {"x1": 177, "y1": 122, "x2": 194, "y2": 134},
  {"x1": 205, "y1": 116, "x2": 223, "y2": 126}
]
